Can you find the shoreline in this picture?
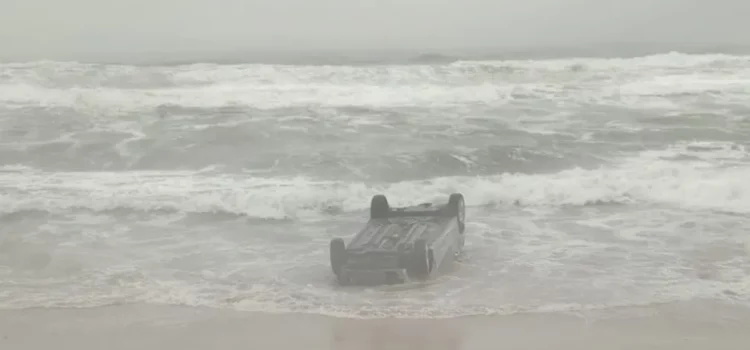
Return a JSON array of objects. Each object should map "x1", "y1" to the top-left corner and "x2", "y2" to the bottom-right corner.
[{"x1": 2, "y1": 302, "x2": 749, "y2": 350}]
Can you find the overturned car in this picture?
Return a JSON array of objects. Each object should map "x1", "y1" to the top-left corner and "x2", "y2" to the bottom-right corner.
[{"x1": 329, "y1": 193, "x2": 466, "y2": 285}]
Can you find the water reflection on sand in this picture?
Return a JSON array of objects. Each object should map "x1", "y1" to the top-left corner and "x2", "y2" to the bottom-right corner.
[{"x1": 330, "y1": 317, "x2": 464, "y2": 350}]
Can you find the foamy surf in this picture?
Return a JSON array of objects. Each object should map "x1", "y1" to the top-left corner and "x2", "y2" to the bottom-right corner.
[
  {"x1": 1, "y1": 142, "x2": 748, "y2": 220},
  {"x1": 1, "y1": 52, "x2": 749, "y2": 319},
  {"x1": 1, "y1": 52, "x2": 749, "y2": 111}
]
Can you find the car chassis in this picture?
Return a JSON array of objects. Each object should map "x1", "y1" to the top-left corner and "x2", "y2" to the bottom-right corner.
[{"x1": 329, "y1": 193, "x2": 466, "y2": 285}]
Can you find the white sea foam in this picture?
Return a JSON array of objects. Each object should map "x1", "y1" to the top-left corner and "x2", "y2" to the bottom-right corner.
[
  {"x1": 0, "y1": 200, "x2": 747, "y2": 318},
  {"x1": 0, "y1": 141, "x2": 748, "y2": 219},
  {"x1": 1, "y1": 53, "x2": 749, "y2": 318},
  {"x1": 0, "y1": 52, "x2": 748, "y2": 111}
]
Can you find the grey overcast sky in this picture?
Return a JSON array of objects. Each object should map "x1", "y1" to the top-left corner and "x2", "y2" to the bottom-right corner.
[{"x1": 1, "y1": 0, "x2": 749, "y2": 61}]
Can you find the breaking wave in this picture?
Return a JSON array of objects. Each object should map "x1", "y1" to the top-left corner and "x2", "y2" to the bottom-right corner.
[
  {"x1": 2, "y1": 141, "x2": 749, "y2": 220},
  {"x1": 1, "y1": 52, "x2": 748, "y2": 111}
]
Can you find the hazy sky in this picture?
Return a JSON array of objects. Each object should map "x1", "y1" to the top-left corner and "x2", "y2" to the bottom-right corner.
[{"x1": 1, "y1": 0, "x2": 749, "y2": 61}]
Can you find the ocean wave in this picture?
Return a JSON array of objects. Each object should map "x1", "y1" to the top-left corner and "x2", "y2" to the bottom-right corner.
[
  {"x1": 0, "y1": 52, "x2": 748, "y2": 111},
  {"x1": 1, "y1": 142, "x2": 749, "y2": 219}
]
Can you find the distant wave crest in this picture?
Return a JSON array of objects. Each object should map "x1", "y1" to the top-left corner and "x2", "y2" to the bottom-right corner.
[{"x1": 1, "y1": 51, "x2": 749, "y2": 112}]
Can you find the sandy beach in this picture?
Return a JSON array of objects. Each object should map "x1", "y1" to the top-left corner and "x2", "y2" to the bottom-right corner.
[{"x1": 1, "y1": 302, "x2": 748, "y2": 350}]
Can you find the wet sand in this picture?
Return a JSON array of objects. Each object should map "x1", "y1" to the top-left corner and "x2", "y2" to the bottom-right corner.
[{"x1": 1, "y1": 303, "x2": 749, "y2": 350}]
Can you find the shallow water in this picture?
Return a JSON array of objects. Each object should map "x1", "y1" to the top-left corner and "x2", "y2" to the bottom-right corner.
[{"x1": 1, "y1": 52, "x2": 749, "y2": 318}]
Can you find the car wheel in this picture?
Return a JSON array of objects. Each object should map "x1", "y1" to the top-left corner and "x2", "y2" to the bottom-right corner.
[
  {"x1": 448, "y1": 193, "x2": 465, "y2": 234},
  {"x1": 407, "y1": 239, "x2": 432, "y2": 279},
  {"x1": 370, "y1": 194, "x2": 390, "y2": 219},
  {"x1": 330, "y1": 238, "x2": 347, "y2": 277}
]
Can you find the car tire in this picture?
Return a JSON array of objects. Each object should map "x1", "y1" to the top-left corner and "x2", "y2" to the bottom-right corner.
[
  {"x1": 370, "y1": 194, "x2": 390, "y2": 219},
  {"x1": 448, "y1": 193, "x2": 465, "y2": 234},
  {"x1": 330, "y1": 238, "x2": 347, "y2": 277},
  {"x1": 407, "y1": 239, "x2": 433, "y2": 279}
]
